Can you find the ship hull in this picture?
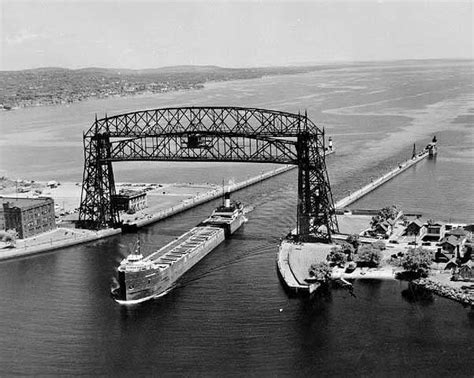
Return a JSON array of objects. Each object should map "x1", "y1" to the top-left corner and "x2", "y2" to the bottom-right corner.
[{"x1": 113, "y1": 213, "x2": 245, "y2": 304}]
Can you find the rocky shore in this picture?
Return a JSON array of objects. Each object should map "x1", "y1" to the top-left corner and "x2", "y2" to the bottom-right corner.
[{"x1": 413, "y1": 278, "x2": 474, "y2": 307}]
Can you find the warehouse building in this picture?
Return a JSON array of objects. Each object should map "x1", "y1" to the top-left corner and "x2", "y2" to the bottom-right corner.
[
  {"x1": 1, "y1": 197, "x2": 56, "y2": 239},
  {"x1": 111, "y1": 190, "x2": 147, "y2": 213}
]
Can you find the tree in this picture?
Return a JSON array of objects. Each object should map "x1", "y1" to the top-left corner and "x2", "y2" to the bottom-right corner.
[
  {"x1": 338, "y1": 241, "x2": 355, "y2": 261},
  {"x1": 327, "y1": 246, "x2": 347, "y2": 267},
  {"x1": 346, "y1": 234, "x2": 360, "y2": 251},
  {"x1": 308, "y1": 262, "x2": 332, "y2": 283},
  {"x1": 370, "y1": 215, "x2": 382, "y2": 229},
  {"x1": 371, "y1": 205, "x2": 400, "y2": 229},
  {"x1": 356, "y1": 244, "x2": 383, "y2": 268},
  {"x1": 372, "y1": 240, "x2": 386, "y2": 251},
  {"x1": 400, "y1": 247, "x2": 433, "y2": 278},
  {"x1": 379, "y1": 205, "x2": 399, "y2": 221},
  {"x1": 0, "y1": 229, "x2": 17, "y2": 246}
]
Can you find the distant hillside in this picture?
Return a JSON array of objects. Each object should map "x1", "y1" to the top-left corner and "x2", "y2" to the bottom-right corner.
[
  {"x1": 0, "y1": 64, "x2": 330, "y2": 109},
  {"x1": 1, "y1": 59, "x2": 466, "y2": 110}
]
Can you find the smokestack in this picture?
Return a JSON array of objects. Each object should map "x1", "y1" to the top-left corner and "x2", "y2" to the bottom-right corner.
[{"x1": 224, "y1": 192, "x2": 231, "y2": 208}]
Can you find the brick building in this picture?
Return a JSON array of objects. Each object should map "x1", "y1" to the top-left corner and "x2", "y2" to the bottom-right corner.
[
  {"x1": 1, "y1": 197, "x2": 56, "y2": 239},
  {"x1": 0, "y1": 207, "x2": 5, "y2": 230},
  {"x1": 111, "y1": 190, "x2": 147, "y2": 213}
]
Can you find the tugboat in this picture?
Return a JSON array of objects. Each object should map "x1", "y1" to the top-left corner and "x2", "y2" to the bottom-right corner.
[{"x1": 112, "y1": 193, "x2": 246, "y2": 304}]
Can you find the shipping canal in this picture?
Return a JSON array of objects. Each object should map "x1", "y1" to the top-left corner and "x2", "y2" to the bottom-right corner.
[{"x1": 0, "y1": 61, "x2": 473, "y2": 375}]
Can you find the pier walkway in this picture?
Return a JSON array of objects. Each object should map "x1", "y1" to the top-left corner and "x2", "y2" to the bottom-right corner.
[
  {"x1": 335, "y1": 149, "x2": 429, "y2": 209},
  {"x1": 0, "y1": 228, "x2": 121, "y2": 262}
]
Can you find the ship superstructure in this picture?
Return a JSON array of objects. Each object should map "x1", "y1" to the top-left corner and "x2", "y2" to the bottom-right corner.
[
  {"x1": 112, "y1": 193, "x2": 246, "y2": 304},
  {"x1": 426, "y1": 135, "x2": 438, "y2": 156}
]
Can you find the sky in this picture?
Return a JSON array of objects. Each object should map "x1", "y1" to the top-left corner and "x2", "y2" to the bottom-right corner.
[{"x1": 0, "y1": 0, "x2": 472, "y2": 70}]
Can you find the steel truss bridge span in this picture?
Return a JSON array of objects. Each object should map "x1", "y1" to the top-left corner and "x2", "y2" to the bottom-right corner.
[{"x1": 78, "y1": 106, "x2": 338, "y2": 241}]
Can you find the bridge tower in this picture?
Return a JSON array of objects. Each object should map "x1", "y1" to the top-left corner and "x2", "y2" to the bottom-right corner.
[
  {"x1": 78, "y1": 116, "x2": 119, "y2": 229},
  {"x1": 296, "y1": 114, "x2": 337, "y2": 241}
]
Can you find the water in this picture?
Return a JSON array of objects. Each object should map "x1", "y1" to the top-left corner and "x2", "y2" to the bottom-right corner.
[{"x1": 0, "y1": 60, "x2": 473, "y2": 375}]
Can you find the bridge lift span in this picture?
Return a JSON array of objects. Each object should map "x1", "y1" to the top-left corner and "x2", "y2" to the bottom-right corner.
[{"x1": 78, "y1": 106, "x2": 338, "y2": 242}]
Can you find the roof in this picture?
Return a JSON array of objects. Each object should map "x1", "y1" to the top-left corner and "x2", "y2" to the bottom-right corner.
[
  {"x1": 464, "y1": 224, "x2": 474, "y2": 232},
  {"x1": 447, "y1": 228, "x2": 467, "y2": 237},
  {"x1": 113, "y1": 190, "x2": 146, "y2": 199},
  {"x1": 375, "y1": 221, "x2": 390, "y2": 231},
  {"x1": 408, "y1": 219, "x2": 424, "y2": 228},
  {"x1": 1, "y1": 196, "x2": 53, "y2": 209},
  {"x1": 440, "y1": 235, "x2": 461, "y2": 247},
  {"x1": 445, "y1": 258, "x2": 458, "y2": 269},
  {"x1": 425, "y1": 221, "x2": 445, "y2": 227}
]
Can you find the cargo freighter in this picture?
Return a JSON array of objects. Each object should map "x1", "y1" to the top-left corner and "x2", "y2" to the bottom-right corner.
[{"x1": 112, "y1": 193, "x2": 246, "y2": 304}]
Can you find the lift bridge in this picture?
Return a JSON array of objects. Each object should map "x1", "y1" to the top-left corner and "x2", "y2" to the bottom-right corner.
[{"x1": 78, "y1": 106, "x2": 338, "y2": 241}]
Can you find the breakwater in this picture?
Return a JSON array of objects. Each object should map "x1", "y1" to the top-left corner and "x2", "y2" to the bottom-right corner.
[
  {"x1": 124, "y1": 165, "x2": 296, "y2": 230},
  {"x1": 0, "y1": 228, "x2": 121, "y2": 262},
  {"x1": 335, "y1": 149, "x2": 429, "y2": 209},
  {"x1": 413, "y1": 278, "x2": 474, "y2": 307}
]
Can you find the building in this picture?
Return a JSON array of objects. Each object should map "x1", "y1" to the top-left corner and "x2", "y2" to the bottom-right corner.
[
  {"x1": 111, "y1": 190, "x2": 147, "y2": 213},
  {"x1": 0, "y1": 206, "x2": 5, "y2": 230},
  {"x1": 1, "y1": 197, "x2": 56, "y2": 239},
  {"x1": 421, "y1": 221, "x2": 445, "y2": 242},
  {"x1": 452, "y1": 260, "x2": 474, "y2": 282},
  {"x1": 438, "y1": 227, "x2": 471, "y2": 258},
  {"x1": 374, "y1": 220, "x2": 392, "y2": 237},
  {"x1": 445, "y1": 227, "x2": 470, "y2": 239},
  {"x1": 404, "y1": 218, "x2": 424, "y2": 237},
  {"x1": 439, "y1": 235, "x2": 462, "y2": 255}
]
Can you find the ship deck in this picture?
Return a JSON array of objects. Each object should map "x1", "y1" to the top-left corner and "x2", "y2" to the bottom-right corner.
[{"x1": 144, "y1": 226, "x2": 224, "y2": 266}]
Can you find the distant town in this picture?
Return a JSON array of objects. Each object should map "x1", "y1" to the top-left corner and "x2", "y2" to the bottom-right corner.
[{"x1": 0, "y1": 65, "x2": 332, "y2": 110}]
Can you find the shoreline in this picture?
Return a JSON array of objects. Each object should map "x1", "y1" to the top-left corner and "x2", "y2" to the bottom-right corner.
[
  {"x1": 0, "y1": 66, "x2": 333, "y2": 113},
  {"x1": 278, "y1": 239, "x2": 474, "y2": 306},
  {"x1": 0, "y1": 86, "x2": 204, "y2": 113},
  {"x1": 413, "y1": 277, "x2": 474, "y2": 307},
  {"x1": 0, "y1": 228, "x2": 121, "y2": 262}
]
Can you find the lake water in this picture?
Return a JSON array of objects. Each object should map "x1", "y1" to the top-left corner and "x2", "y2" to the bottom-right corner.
[{"x1": 0, "y1": 60, "x2": 473, "y2": 375}]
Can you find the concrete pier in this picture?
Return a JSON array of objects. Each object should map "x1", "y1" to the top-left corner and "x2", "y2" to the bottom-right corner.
[
  {"x1": 277, "y1": 240, "x2": 333, "y2": 293},
  {"x1": 124, "y1": 165, "x2": 296, "y2": 230},
  {"x1": 0, "y1": 228, "x2": 121, "y2": 262},
  {"x1": 335, "y1": 149, "x2": 429, "y2": 209}
]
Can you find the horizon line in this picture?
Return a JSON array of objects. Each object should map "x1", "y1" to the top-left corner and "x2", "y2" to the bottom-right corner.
[{"x1": 1, "y1": 57, "x2": 473, "y2": 73}]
